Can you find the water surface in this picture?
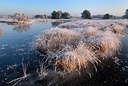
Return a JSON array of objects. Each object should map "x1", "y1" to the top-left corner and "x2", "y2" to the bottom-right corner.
[{"x1": 0, "y1": 22, "x2": 56, "y2": 85}]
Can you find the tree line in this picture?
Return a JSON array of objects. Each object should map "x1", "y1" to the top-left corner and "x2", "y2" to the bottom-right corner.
[
  {"x1": 12, "y1": 9, "x2": 128, "y2": 22},
  {"x1": 35, "y1": 9, "x2": 128, "y2": 19},
  {"x1": 35, "y1": 11, "x2": 70, "y2": 19},
  {"x1": 81, "y1": 9, "x2": 128, "y2": 19}
]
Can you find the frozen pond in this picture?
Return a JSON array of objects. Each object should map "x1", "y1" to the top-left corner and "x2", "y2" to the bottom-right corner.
[{"x1": 0, "y1": 22, "x2": 64, "y2": 85}]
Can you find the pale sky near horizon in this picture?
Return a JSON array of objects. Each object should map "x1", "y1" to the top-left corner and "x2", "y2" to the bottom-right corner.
[{"x1": 0, "y1": 0, "x2": 128, "y2": 16}]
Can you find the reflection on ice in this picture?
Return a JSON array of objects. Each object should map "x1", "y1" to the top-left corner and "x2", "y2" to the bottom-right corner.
[
  {"x1": 0, "y1": 28, "x2": 3, "y2": 37},
  {"x1": 51, "y1": 22, "x2": 62, "y2": 27},
  {"x1": 13, "y1": 25, "x2": 30, "y2": 32}
]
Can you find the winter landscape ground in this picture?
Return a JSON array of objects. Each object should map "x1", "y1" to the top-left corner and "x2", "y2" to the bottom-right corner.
[
  {"x1": 1, "y1": 0, "x2": 128, "y2": 86},
  {"x1": 0, "y1": 18, "x2": 128, "y2": 86}
]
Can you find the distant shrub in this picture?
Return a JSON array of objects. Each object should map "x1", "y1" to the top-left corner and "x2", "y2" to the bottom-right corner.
[
  {"x1": 62, "y1": 12, "x2": 70, "y2": 19},
  {"x1": 103, "y1": 14, "x2": 110, "y2": 19},
  {"x1": 51, "y1": 11, "x2": 70, "y2": 19},
  {"x1": 123, "y1": 9, "x2": 128, "y2": 19},
  {"x1": 35, "y1": 14, "x2": 48, "y2": 19},
  {"x1": 12, "y1": 13, "x2": 28, "y2": 21},
  {"x1": 81, "y1": 10, "x2": 92, "y2": 19}
]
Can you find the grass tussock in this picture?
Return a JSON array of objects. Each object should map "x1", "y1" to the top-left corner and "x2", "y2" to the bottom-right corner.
[
  {"x1": 55, "y1": 42, "x2": 100, "y2": 72},
  {"x1": 105, "y1": 24, "x2": 124, "y2": 35},
  {"x1": 84, "y1": 31, "x2": 121, "y2": 57},
  {"x1": 33, "y1": 20, "x2": 127, "y2": 73},
  {"x1": 34, "y1": 27, "x2": 81, "y2": 54}
]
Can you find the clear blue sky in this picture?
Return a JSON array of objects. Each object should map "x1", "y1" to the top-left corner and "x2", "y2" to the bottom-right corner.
[{"x1": 0, "y1": 0, "x2": 128, "y2": 16}]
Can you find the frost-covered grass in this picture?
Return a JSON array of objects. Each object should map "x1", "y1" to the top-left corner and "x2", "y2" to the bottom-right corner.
[
  {"x1": 7, "y1": 59, "x2": 30, "y2": 86},
  {"x1": 34, "y1": 19, "x2": 128, "y2": 73},
  {"x1": 84, "y1": 31, "x2": 121, "y2": 57},
  {"x1": 58, "y1": 19, "x2": 128, "y2": 28},
  {"x1": 34, "y1": 27, "x2": 81, "y2": 54},
  {"x1": 54, "y1": 42, "x2": 100, "y2": 72}
]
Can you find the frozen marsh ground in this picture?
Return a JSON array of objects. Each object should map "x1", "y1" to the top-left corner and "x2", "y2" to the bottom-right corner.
[
  {"x1": 32, "y1": 19, "x2": 128, "y2": 86},
  {"x1": 1, "y1": 19, "x2": 128, "y2": 86}
]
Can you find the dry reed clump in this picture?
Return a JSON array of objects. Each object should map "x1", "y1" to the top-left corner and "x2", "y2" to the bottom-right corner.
[
  {"x1": 55, "y1": 42, "x2": 100, "y2": 72},
  {"x1": 33, "y1": 27, "x2": 101, "y2": 73},
  {"x1": 58, "y1": 22, "x2": 79, "y2": 29},
  {"x1": 34, "y1": 27, "x2": 81, "y2": 54},
  {"x1": 58, "y1": 21, "x2": 94, "y2": 29},
  {"x1": 105, "y1": 23, "x2": 124, "y2": 35},
  {"x1": 34, "y1": 20, "x2": 125, "y2": 73},
  {"x1": 79, "y1": 26, "x2": 99, "y2": 37},
  {"x1": 37, "y1": 63, "x2": 48, "y2": 79},
  {"x1": 84, "y1": 31, "x2": 121, "y2": 57},
  {"x1": 7, "y1": 59, "x2": 30, "y2": 86}
]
